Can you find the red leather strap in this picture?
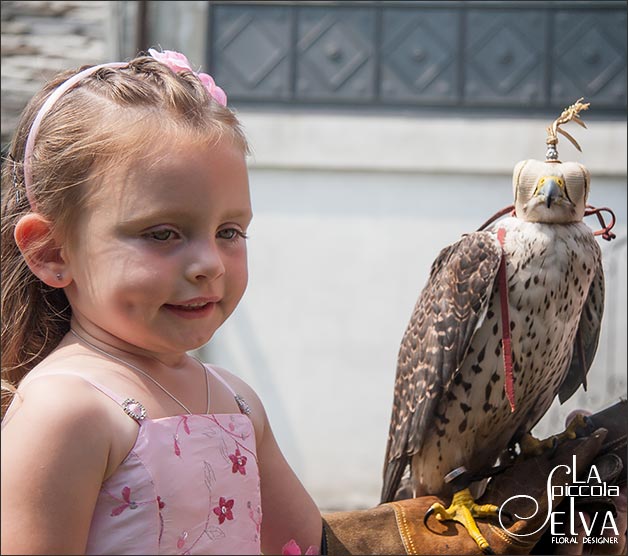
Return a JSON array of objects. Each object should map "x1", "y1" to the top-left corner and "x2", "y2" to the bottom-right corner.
[{"x1": 497, "y1": 228, "x2": 515, "y2": 413}]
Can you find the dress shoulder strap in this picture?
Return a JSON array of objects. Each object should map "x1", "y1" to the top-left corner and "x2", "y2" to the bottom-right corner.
[
  {"x1": 204, "y1": 364, "x2": 237, "y2": 395},
  {"x1": 203, "y1": 364, "x2": 252, "y2": 416}
]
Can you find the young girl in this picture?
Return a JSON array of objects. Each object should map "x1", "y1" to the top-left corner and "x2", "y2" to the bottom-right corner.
[{"x1": 1, "y1": 49, "x2": 323, "y2": 555}]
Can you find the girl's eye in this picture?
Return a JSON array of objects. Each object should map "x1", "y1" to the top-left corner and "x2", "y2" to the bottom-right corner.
[
  {"x1": 218, "y1": 228, "x2": 248, "y2": 241},
  {"x1": 147, "y1": 229, "x2": 177, "y2": 241}
]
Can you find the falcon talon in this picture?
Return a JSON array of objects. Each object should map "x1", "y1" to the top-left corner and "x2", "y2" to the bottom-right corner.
[
  {"x1": 563, "y1": 412, "x2": 594, "y2": 441},
  {"x1": 421, "y1": 488, "x2": 499, "y2": 552},
  {"x1": 423, "y1": 506, "x2": 436, "y2": 528},
  {"x1": 500, "y1": 510, "x2": 514, "y2": 523}
]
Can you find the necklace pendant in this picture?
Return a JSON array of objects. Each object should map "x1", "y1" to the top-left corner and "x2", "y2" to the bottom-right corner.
[
  {"x1": 234, "y1": 394, "x2": 251, "y2": 415},
  {"x1": 122, "y1": 398, "x2": 147, "y2": 422}
]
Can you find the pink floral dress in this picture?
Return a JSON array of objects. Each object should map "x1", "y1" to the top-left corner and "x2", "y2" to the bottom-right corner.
[{"x1": 81, "y1": 365, "x2": 261, "y2": 555}]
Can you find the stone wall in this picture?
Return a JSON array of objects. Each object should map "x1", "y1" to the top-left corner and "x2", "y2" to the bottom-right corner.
[{"x1": 1, "y1": 1, "x2": 111, "y2": 147}]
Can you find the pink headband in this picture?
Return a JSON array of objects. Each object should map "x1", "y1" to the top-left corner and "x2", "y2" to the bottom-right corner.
[{"x1": 22, "y1": 50, "x2": 227, "y2": 210}]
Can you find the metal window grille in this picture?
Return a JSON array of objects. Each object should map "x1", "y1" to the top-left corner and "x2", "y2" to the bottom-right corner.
[{"x1": 206, "y1": 1, "x2": 627, "y2": 115}]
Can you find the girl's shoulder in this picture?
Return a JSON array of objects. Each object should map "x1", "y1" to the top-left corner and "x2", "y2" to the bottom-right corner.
[
  {"x1": 1, "y1": 371, "x2": 130, "y2": 554},
  {"x1": 5, "y1": 368, "x2": 125, "y2": 440},
  {"x1": 9, "y1": 369, "x2": 116, "y2": 426},
  {"x1": 4, "y1": 362, "x2": 140, "y2": 479},
  {"x1": 2, "y1": 372, "x2": 113, "y2": 471}
]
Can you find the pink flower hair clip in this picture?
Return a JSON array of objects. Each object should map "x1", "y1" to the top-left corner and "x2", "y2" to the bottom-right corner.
[{"x1": 148, "y1": 48, "x2": 227, "y2": 106}]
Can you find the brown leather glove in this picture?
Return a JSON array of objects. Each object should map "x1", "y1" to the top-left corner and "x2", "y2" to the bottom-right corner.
[{"x1": 321, "y1": 400, "x2": 626, "y2": 555}]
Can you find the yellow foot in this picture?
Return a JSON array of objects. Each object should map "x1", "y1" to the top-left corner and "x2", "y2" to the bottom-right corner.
[
  {"x1": 424, "y1": 487, "x2": 499, "y2": 554},
  {"x1": 520, "y1": 413, "x2": 593, "y2": 458}
]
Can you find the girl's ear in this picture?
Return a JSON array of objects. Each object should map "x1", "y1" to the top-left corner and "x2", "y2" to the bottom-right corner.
[{"x1": 14, "y1": 213, "x2": 72, "y2": 288}]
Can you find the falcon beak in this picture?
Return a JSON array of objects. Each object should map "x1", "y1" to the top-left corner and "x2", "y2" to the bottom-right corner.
[{"x1": 537, "y1": 176, "x2": 563, "y2": 208}]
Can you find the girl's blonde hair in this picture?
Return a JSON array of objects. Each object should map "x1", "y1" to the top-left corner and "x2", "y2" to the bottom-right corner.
[{"x1": 1, "y1": 54, "x2": 249, "y2": 416}]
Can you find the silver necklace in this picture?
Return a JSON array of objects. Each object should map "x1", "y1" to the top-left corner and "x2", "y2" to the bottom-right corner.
[{"x1": 69, "y1": 328, "x2": 208, "y2": 415}]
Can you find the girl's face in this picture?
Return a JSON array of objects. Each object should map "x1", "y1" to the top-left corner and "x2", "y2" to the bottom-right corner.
[{"x1": 63, "y1": 135, "x2": 252, "y2": 361}]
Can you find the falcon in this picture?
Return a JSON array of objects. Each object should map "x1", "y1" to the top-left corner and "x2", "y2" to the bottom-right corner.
[{"x1": 381, "y1": 100, "x2": 606, "y2": 553}]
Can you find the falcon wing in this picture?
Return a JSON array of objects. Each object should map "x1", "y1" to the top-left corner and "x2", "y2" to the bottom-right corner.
[
  {"x1": 381, "y1": 231, "x2": 503, "y2": 503},
  {"x1": 558, "y1": 253, "x2": 605, "y2": 403}
]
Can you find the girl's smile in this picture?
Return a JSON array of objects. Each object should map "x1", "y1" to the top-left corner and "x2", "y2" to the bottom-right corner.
[{"x1": 162, "y1": 297, "x2": 220, "y2": 319}]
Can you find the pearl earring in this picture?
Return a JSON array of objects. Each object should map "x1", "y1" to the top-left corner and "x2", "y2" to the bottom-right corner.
[{"x1": 56, "y1": 273, "x2": 62, "y2": 281}]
